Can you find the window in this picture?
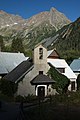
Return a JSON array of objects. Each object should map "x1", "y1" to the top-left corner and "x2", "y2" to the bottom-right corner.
[
  {"x1": 39, "y1": 48, "x2": 43, "y2": 59},
  {"x1": 71, "y1": 81, "x2": 75, "y2": 91},
  {"x1": 39, "y1": 71, "x2": 43, "y2": 74},
  {"x1": 57, "y1": 68, "x2": 65, "y2": 73}
]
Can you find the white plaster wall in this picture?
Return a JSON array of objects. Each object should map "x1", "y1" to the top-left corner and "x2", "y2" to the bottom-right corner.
[
  {"x1": 17, "y1": 66, "x2": 39, "y2": 96},
  {"x1": 17, "y1": 63, "x2": 50, "y2": 96},
  {"x1": 47, "y1": 85, "x2": 59, "y2": 95}
]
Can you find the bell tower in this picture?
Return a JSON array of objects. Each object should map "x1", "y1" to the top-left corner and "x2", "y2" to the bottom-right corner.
[{"x1": 34, "y1": 44, "x2": 48, "y2": 74}]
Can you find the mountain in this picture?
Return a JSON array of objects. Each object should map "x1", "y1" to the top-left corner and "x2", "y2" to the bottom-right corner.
[
  {"x1": 0, "y1": 7, "x2": 71, "y2": 54},
  {"x1": 50, "y1": 8, "x2": 70, "y2": 29},
  {"x1": 47, "y1": 17, "x2": 80, "y2": 62},
  {"x1": 0, "y1": 8, "x2": 79, "y2": 62}
]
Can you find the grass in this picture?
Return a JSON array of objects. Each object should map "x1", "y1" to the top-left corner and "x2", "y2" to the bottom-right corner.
[
  {"x1": 24, "y1": 92, "x2": 80, "y2": 120},
  {"x1": 1, "y1": 90, "x2": 80, "y2": 120},
  {"x1": 24, "y1": 102, "x2": 80, "y2": 120}
]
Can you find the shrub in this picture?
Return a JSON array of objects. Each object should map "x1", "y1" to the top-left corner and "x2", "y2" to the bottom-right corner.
[
  {"x1": 15, "y1": 95, "x2": 25, "y2": 102},
  {"x1": 47, "y1": 64, "x2": 70, "y2": 94},
  {"x1": 0, "y1": 79, "x2": 18, "y2": 97},
  {"x1": 25, "y1": 94, "x2": 38, "y2": 103}
]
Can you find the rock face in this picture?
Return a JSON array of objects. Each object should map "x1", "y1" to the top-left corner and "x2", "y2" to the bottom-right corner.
[
  {"x1": 0, "y1": 7, "x2": 71, "y2": 32},
  {"x1": 0, "y1": 8, "x2": 71, "y2": 51},
  {"x1": 50, "y1": 8, "x2": 71, "y2": 29},
  {"x1": 0, "y1": 10, "x2": 25, "y2": 28},
  {"x1": 26, "y1": 12, "x2": 50, "y2": 27},
  {"x1": 26, "y1": 7, "x2": 71, "y2": 30}
]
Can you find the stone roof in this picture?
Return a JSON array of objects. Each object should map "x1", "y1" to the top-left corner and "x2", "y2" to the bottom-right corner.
[
  {"x1": 3, "y1": 58, "x2": 34, "y2": 83},
  {"x1": 0, "y1": 52, "x2": 28, "y2": 73},
  {"x1": 47, "y1": 49, "x2": 60, "y2": 59},
  {"x1": 70, "y1": 59, "x2": 80, "y2": 72},
  {"x1": 31, "y1": 74, "x2": 55, "y2": 85}
]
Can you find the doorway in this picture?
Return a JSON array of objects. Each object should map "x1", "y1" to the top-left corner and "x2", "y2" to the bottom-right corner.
[{"x1": 38, "y1": 86, "x2": 45, "y2": 97}]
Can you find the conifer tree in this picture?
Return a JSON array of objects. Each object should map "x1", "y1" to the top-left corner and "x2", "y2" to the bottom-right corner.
[
  {"x1": 0, "y1": 35, "x2": 5, "y2": 51},
  {"x1": 11, "y1": 37, "x2": 24, "y2": 53}
]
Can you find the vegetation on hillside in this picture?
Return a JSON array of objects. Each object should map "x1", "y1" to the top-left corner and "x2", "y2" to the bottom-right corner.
[
  {"x1": 49, "y1": 17, "x2": 80, "y2": 62},
  {"x1": 24, "y1": 21, "x2": 56, "y2": 50},
  {"x1": 0, "y1": 35, "x2": 5, "y2": 51},
  {"x1": 11, "y1": 37, "x2": 25, "y2": 53}
]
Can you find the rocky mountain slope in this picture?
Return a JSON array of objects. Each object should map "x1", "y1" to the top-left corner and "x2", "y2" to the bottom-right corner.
[
  {"x1": 0, "y1": 7, "x2": 70, "y2": 52},
  {"x1": 47, "y1": 17, "x2": 80, "y2": 61}
]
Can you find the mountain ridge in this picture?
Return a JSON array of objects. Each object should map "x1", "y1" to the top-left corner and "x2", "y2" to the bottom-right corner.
[
  {"x1": 0, "y1": 7, "x2": 71, "y2": 35},
  {"x1": 0, "y1": 7, "x2": 71, "y2": 57}
]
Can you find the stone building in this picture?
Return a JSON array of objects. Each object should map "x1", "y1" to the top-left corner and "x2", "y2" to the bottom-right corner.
[{"x1": 3, "y1": 44, "x2": 77, "y2": 96}]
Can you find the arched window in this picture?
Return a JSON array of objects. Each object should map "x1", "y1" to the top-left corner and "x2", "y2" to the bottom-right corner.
[{"x1": 39, "y1": 48, "x2": 43, "y2": 59}]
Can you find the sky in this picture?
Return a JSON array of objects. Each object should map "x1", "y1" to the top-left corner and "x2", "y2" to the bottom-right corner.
[{"x1": 0, "y1": 0, "x2": 80, "y2": 22}]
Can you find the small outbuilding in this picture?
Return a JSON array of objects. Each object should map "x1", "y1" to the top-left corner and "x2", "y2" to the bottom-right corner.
[{"x1": 31, "y1": 74, "x2": 55, "y2": 97}]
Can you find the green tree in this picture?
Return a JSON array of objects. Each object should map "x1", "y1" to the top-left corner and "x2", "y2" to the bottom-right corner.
[
  {"x1": 47, "y1": 64, "x2": 70, "y2": 94},
  {"x1": 0, "y1": 35, "x2": 5, "y2": 51},
  {"x1": 11, "y1": 37, "x2": 25, "y2": 53},
  {"x1": 0, "y1": 79, "x2": 18, "y2": 97}
]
